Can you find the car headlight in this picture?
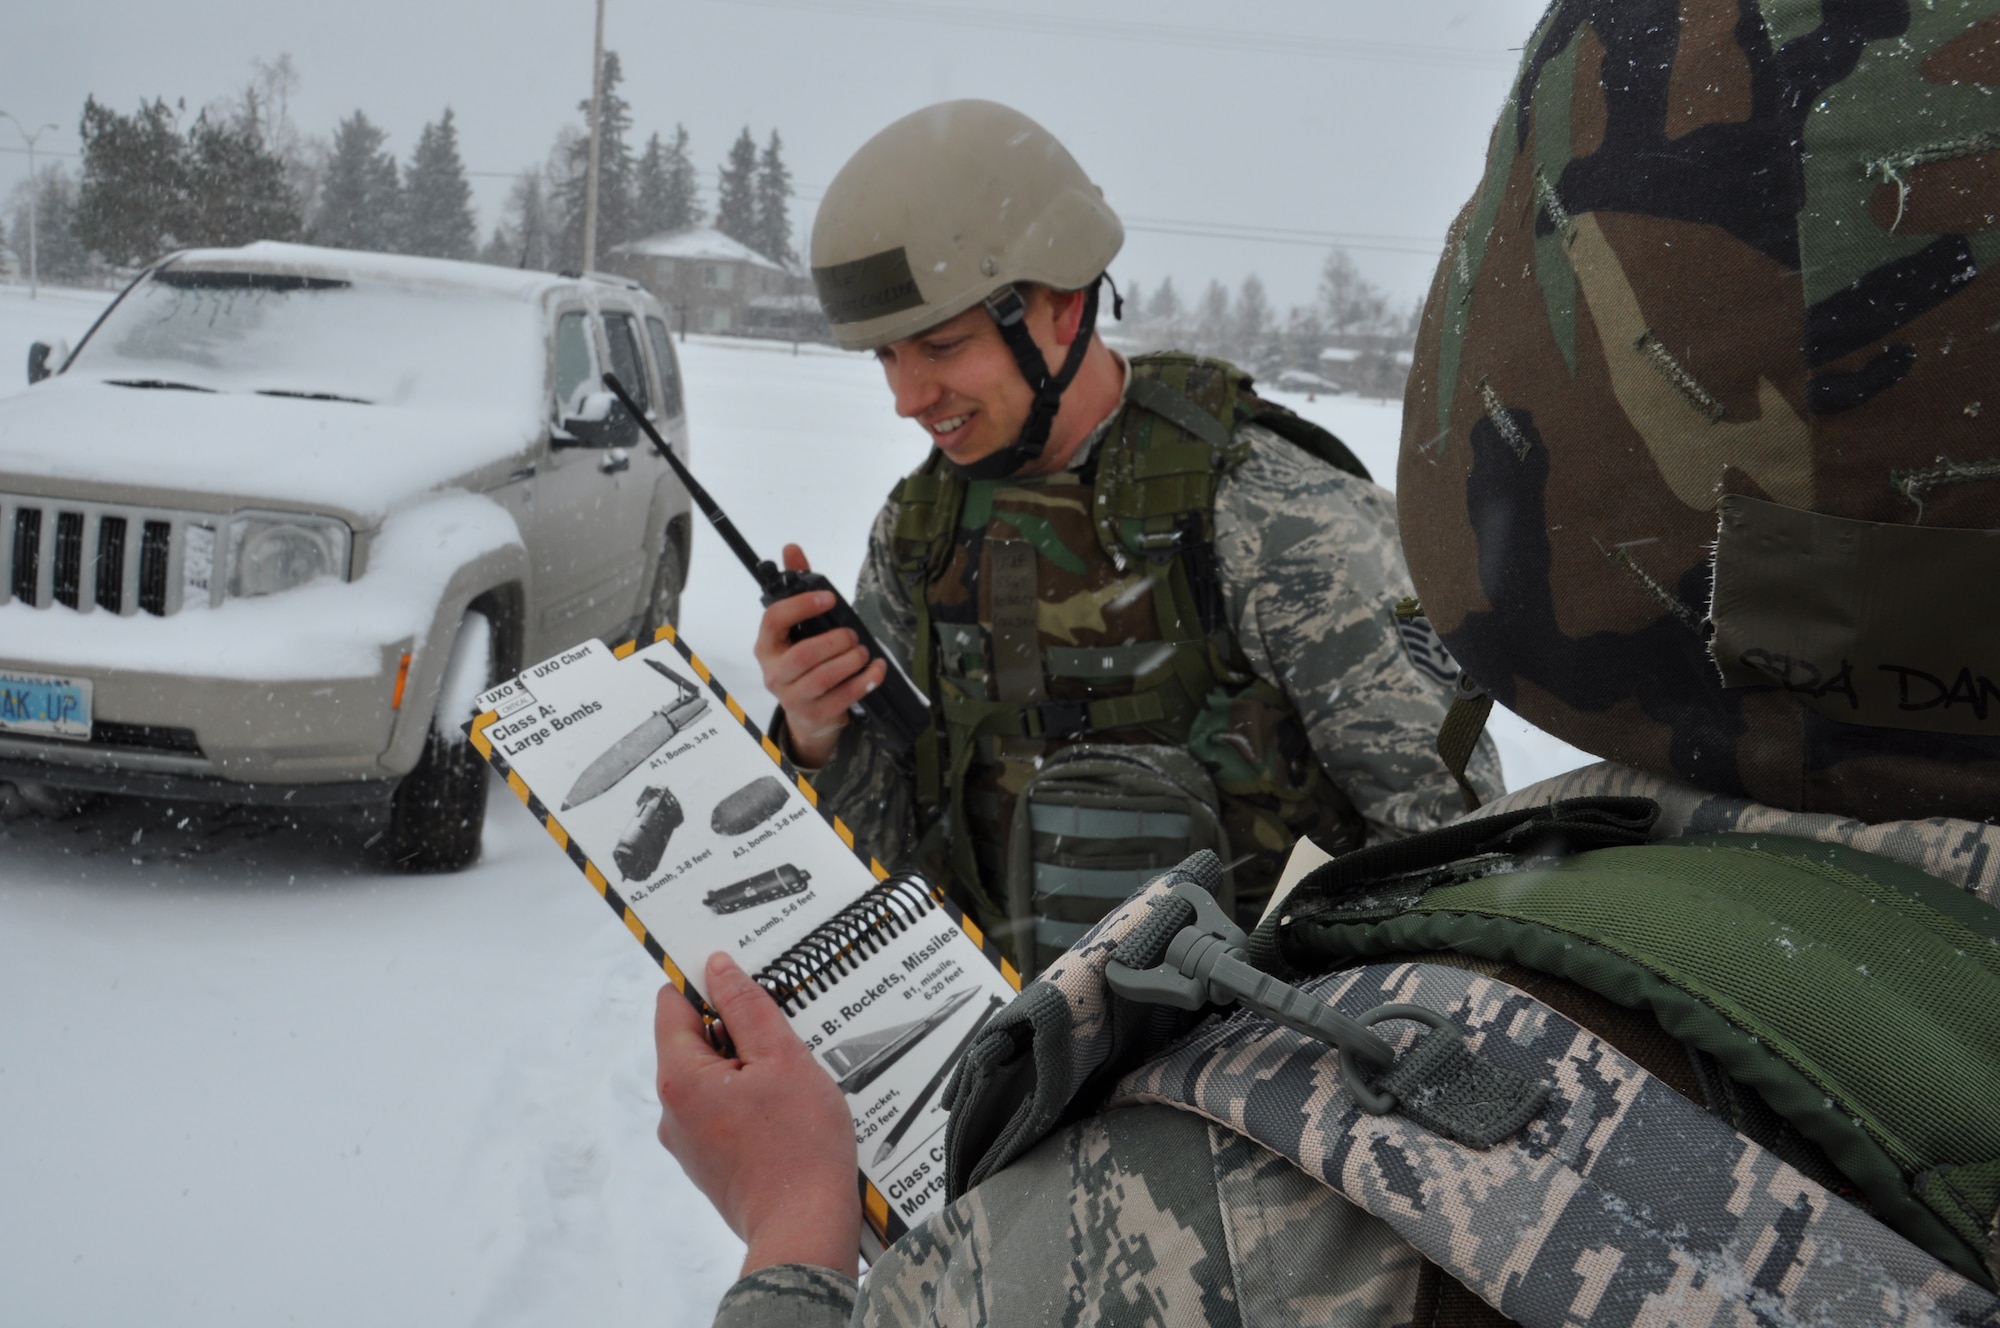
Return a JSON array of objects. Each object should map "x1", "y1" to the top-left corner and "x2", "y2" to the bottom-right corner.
[{"x1": 227, "y1": 512, "x2": 353, "y2": 599}]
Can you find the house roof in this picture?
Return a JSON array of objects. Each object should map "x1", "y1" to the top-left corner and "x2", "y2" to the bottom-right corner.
[{"x1": 612, "y1": 227, "x2": 792, "y2": 274}]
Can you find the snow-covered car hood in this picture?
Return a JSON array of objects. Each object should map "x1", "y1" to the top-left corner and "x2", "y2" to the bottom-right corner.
[{"x1": 0, "y1": 377, "x2": 541, "y2": 524}]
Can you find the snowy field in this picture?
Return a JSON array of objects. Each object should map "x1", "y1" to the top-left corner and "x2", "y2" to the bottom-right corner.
[{"x1": 0, "y1": 281, "x2": 1589, "y2": 1327}]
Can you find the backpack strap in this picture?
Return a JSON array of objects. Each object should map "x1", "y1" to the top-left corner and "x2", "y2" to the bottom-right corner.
[
  {"x1": 941, "y1": 861, "x2": 2000, "y2": 1327},
  {"x1": 1111, "y1": 957, "x2": 2000, "y2": 1327},
  {"x1": 1269, "y1": 826, "x2": 2000, "y2": 1285}
]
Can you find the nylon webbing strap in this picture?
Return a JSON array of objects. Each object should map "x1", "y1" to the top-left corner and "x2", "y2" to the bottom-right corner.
[
  {"x1": 1126, "y1": 374, "x2": 1234, "y2": 451},
  {"x1": 950, "y1": 281, "x2": 1101, "y2": 480},
  {"x1": 988, "y1": 538, "x2": 1046, "y2": 765},
  {"x1": 1284, "y1": 834, "x2": 2000, "y2": 1283},
  {"x1": 1437, "y1": 673, "x2": 1493, "y2": 812},
  {"x1": 1111, "y1": 959, "x2": 2000, "y2": 1327}
]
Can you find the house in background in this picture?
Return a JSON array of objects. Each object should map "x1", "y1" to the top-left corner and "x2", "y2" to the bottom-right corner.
[{"x1": 605, "y1": 228, "x2": 827, "y2": 342}]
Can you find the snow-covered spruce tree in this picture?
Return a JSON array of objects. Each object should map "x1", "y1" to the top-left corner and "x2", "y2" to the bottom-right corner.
[
  {"x1": 750, "y1": 129, "x2": 795, "y2": 266},
  {"x1": 1191, "y1": 278, "x2": 1231, "y2": 360},
  {"x1": 74, "y1": 96, "x2": 193, "y2": 267},
  {"x1": 182, "y1": 105, "x2": 302, "y2": 248},
  {"x1": 1232, "y1": 274, "x2": 1273, "y2": 370},
  {"x1": 314, "y1": 111, "x2": 403, "y2": 252},
  {"x1": 713, "y1": 127, "x2": 757, "y2": 250},
  {"x1": 553, "y1": 50, "x2": 637, "y2": 270},
  {"x1": 1143, "y1": 275, "x2": 1184, "y2": 350},
  {"x1": 635, "y1": 125, "x2": 701, "y2": 238},
  {"x1": 403, "y1": 108, "x2": 477, "y2": 260}
]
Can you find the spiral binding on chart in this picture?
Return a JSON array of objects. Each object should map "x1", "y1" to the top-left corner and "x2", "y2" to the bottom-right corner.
[{"x1": 754, "y1": 874, "x2": 941, "y2": 1015}]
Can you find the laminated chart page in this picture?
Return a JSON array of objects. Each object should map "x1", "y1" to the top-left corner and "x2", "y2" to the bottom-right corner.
[{"x1": 468, "y1": 630, "x2": 1017, "y2": 1248}]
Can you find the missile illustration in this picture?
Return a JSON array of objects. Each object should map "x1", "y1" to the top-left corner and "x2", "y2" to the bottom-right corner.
[
  {"x1": 871, "y1": 994, "x2": 1004, "y2": 1166},
  {"x1": 561, "y1": 659, "x2": 711, "y2": 811},
  {"x1": 820, "y1": 988, "x2": 978, "y2": 1096}
]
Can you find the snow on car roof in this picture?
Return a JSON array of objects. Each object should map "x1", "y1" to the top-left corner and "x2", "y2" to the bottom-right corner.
[
  {"x1": 165, "y1": 241, "x2": 639, "y2": 300},
  {"x1": 610, "y1": 227, "x2": 792, "y2": 273}
]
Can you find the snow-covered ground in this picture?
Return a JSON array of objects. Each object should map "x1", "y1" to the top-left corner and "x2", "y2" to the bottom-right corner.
[{"x1": 0, "y1": 282, "x2": 1590, "y2": 1327}]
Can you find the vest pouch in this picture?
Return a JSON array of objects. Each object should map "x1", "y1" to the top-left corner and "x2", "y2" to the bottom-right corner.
[{"x1": 1004, "y1": 743, "x2": 1231, "y2": 978}]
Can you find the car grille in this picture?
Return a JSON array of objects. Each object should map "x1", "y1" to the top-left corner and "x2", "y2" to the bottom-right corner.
[{"x1": 1, "y1": 495, "x2": 213, "y2": 617}]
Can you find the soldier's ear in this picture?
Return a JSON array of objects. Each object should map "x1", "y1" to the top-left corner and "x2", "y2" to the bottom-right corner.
[{"x1": 1037, "y1": 285, "x2": 1089, "y2": 348}]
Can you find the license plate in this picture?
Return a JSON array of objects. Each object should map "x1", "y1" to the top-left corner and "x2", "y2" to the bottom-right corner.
[{"x1": 0, "y1": 669, "x2": 93, "y2": 740}]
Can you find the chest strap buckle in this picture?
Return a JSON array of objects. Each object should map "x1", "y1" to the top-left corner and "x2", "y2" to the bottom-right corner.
[
  {"x1": 1105, "y1": 879, "x2": 1551, "y2": 1146},
  {"x1": 1021, "y1": 698, "x2": 1094, "y2": 740}
]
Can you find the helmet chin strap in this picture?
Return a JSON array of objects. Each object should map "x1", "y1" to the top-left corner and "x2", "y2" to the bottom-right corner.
[{"x1": 946, "y1": 278, "x2": 1103, "y2": 481}]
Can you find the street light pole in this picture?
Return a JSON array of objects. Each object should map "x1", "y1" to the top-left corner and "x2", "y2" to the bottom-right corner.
[
  {"x1": 581, "y1": 0, "x2": 606, "y2": 273},
  {"x1": 0, "y1": 113, "x2": 61, "y2": 300}
]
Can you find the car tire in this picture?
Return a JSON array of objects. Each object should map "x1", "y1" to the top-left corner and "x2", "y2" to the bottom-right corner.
[
  {"x1": 638, "y1": 539, "x2": 684, "y2": 642},
  {"x1": 386, "y1": 613, "x2": 493, "y2": 873}
]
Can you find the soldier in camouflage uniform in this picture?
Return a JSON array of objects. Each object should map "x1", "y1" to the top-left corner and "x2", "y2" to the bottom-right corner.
[
  {"x1": 756, "y1": 100, "x2": 1495, "y2": 963},
  {"x1": 671, "y1": 5, "x2": 2000, "y2": 1322}
]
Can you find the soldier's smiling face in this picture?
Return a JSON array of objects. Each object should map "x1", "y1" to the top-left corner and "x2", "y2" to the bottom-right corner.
[{"x1": 873, "y1": 286, "x2": 1082, "y2": 469}]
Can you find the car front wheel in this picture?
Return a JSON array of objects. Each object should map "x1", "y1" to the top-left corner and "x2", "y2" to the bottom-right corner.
[{"x1": 386, "y1": 612, "x2": 492, "y2": 872}]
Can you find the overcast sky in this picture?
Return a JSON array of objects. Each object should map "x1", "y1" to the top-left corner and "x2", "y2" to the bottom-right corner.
[{"x1": 3, "y1": 0, "x2": 1549, "y2": 311}]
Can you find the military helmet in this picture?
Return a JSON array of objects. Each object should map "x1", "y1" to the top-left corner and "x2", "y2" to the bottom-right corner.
[
  {"x1": 1400, "y1": 0, "x2": 2000, "y2": 823},
  {"x1": 809, "y1": 100, "x2": 1124, "y2": 351}
]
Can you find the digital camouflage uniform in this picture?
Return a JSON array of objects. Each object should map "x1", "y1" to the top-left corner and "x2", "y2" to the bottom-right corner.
[
  {"x1": 805, "y1": 362, "x2": 1501, "y2": 898},
  {"x1": 704, "y1": 1, "x2": 2000, "y2": 1319},
  {"x1": 711, "y1": 763, "x2": 2000, "y2": 1328}
]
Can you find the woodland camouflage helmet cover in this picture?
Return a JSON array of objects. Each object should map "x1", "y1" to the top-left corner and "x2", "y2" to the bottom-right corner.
[
  {"x1": 809, "y1": 100, "x2": 1124, "y2": 350},
  {"x1": 1401, "y1": 0, "x2": 2000, "y2": 823}
]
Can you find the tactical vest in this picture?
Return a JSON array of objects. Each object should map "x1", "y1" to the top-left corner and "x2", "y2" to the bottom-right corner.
[{"x1": 889, "y1": 353, "x2": 1373, "y2": 969}]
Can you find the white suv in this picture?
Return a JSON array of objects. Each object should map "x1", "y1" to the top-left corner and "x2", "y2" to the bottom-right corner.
[{"x1": 0, "y1": 242, "x2": 695, "y2": 869}]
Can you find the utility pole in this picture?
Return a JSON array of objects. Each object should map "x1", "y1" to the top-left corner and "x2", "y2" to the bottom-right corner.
[
  {"x1": 0, "y1": 113, "x2": 60, "y2": 300},
  {"x1": 581, "y1": 0, "x2": 606, "y2": 273}
]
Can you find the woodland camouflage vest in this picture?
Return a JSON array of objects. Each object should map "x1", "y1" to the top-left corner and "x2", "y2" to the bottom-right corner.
[{"x1": 890, "y1": 353, "x2": 1371, "y2": 962}]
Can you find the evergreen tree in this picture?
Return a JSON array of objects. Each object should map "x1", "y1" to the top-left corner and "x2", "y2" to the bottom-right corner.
[
  {"x1": 1232, "y1": 274, "x2": 1272, "y2": 366},
  {"x1": 182, "y1": 105, "x2": 302, "y2": 247},
  {"x1": 664, "y1": 125, "x2": 701, "y2": 231},
  {"x1": 633, "y1": 125, "x2": 702, "y2": 237},
  {"x1": 554, "y1": 50, "x2": 637, "y2": 268},
  {"x1": 1146, "y1": 276, "x2": 1182, "y2": 327},
  {"x1": 402, "y1": 108, "x2": 477, "y2": 260},
  {"x1": 315, "y1": 111, "x2": 402, "y2": 252},
  {"x1": 74, "y1": 96, "x2": 193, "y2": 266},
  {"x1": 714, "y1": 127, "x2": 758, "y2": 249},
  {"x1": 750, "y1": 129, "x2": 795, "y2": 266},
  {"x1": 1193, "y1": 279, "x2": 1231, "y2": 358}
]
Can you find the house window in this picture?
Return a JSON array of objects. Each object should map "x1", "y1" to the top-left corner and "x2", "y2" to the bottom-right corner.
[
  {"x1": 699, "y1": 306, "x2": 730, "y2": 333},
  {"x1": 702, "y1": 263, "x2": 733, "y2": 291}
]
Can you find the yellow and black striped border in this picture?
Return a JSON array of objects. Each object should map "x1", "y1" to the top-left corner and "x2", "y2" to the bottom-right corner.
[{"x1": 469, "y1": 623, "x2": 1020, "y2": 1246}]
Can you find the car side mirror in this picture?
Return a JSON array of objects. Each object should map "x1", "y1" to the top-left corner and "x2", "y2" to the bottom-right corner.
[
  {"x1": 27, "y1": 339, "x2": 68, "y2": 385},
  {"x1": 556, "y1": 391, "x2": 639, "y2": 448}
]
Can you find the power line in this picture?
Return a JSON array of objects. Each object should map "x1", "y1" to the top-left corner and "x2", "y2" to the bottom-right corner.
[{"x1": 714, "y1": 0, "x2": 1519, "y2": 70}]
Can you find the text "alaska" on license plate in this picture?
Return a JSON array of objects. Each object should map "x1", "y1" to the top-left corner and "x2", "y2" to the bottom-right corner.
[{"x1": 0, "y1": 670, "x2": 93, "y2": 740}]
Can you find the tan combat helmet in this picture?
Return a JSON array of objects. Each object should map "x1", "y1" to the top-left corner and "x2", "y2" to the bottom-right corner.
[
  {"x1": 810, "y1": 99, "x2": 1123, "y2": 351},
  {"x1": 811, "y1": 101, "x2": 1125, "y2": 478}
]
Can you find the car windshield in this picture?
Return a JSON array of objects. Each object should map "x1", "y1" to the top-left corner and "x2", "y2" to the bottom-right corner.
[{"x1": 67, "y1": 267, "x2": 546, "y2": 415}]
